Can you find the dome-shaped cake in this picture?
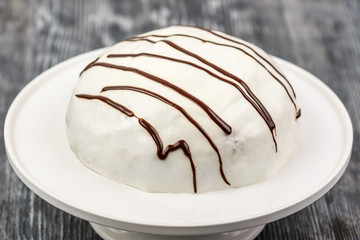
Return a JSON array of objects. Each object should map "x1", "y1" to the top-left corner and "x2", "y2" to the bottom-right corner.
[{"x1": 66, "y1": 26, "x2": 300, "y2": 193}]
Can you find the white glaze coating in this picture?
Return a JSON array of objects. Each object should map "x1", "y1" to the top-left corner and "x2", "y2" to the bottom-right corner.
[{"x1": 66, "y1": 26, "x2": 300, "y2": 193}]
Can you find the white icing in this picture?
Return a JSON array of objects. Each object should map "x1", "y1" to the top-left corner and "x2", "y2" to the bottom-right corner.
[{"x1": 66, "y1": 26, "x2": 300, "y2": 193}]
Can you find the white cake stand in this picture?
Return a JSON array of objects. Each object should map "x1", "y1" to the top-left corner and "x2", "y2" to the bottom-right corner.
[{"x1": 4, "y1": 49, "x2": 353, "y2": 240}]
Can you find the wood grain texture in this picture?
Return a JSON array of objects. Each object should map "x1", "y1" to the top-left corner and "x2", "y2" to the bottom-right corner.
[{"x1": 0, "y1": 0, "x2": 359, "y2": 239}]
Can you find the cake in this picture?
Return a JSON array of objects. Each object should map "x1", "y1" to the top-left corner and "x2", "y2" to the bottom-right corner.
[{"x1": 66, "y1": 26, "x2": 301, "y2": 193}]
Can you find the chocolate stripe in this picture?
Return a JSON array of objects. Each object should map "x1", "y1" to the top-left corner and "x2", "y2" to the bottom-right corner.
[
  {"x1": 76, "y1": 94, "x2": 198, "y2": 193},
  {"x1": 101, "y1": 85, "x2": 230, "y2": 185},
  {"x1": 184, "y1": 25, "x2": 297, "y2": 98},
  {"x1": 132, "y1": 33, "x2": 299, "y2": 116},
  {"x1": 107, "y1": 53, "x2": 278, "y2": 151},
  {"x1": 80, "y1": 57, "x2": 99, "y2": 76},
  {"x1": 83, "y1": 62, "x2": 232, "y2": 135},
  {"x1": 123, "y1": 38, "x2": 276, "y2": 140}
]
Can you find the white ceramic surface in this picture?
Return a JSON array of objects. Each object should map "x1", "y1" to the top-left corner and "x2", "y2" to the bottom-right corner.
[
  {"x1": 4, "y1": 49, "x2": 353, "y2": 236},
  {"x1": 90, "y1": 223, "x2": 265, "y2": 240}
]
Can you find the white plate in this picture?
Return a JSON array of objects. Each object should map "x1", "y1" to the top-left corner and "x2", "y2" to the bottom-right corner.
[{"x1": 4, "y1": 49, "x2": 353, "y2": 236}]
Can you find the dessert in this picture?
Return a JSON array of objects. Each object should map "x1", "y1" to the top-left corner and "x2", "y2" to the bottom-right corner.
[{"x1": 66, "y1": 26, "x2": 301, "y2": 193}]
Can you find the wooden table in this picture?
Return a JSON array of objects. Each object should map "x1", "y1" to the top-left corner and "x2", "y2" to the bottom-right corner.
[{"x1": 1, "y1": 0, "x2": 359, "y2": 239}]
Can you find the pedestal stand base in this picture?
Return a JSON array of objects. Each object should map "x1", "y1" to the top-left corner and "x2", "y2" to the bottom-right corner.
[{"x1": 90, "y1": 223, "x2": 265, "y2": 240}]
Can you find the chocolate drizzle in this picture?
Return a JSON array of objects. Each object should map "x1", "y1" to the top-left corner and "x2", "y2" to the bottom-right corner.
[
  {"x1": 190, "y1": 25, "x2": 302, "y2": 119},
  {"x1": 121, "y1": 38, "x2": 277, "y2": 146},
  {"x1": 82, "y1": 62, "x2": 232, "y2": 135},
  {"x1": 138, "y1": 119, "x2": 197, "y2": 192},
  {"x1": 80, "y1": 57, "x2": 99, "y2": 76},
  {"x1": 76, "y1": 93, "x2": 198, "y2": 193},
  {"x1": 131, "y1": 32, "x2": 299, "y2": 117},
  {"x1": 107, "y1": 52, "x2": 278, "y2": 151},
  {"x1": 184, "y1": 26, "x2": 297, "y2": 96},
  {"x1": 101, "y1": 86, "x2": 230, "y2": 185},
  {"x1": 76, "y1": 27, "x2": 301, "y2": 192}
]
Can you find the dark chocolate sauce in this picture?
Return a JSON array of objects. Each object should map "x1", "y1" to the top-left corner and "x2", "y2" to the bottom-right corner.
[
  {"x1": 76, "y1": 93, "x2": 198, "y2": 193},
  {"x1": 121, "y1": 38, "x2": 277, "y2": 148},
  {"x1": 192, "y1": 26, "x2": 302, "y2": 119},
  {"x1": 82, "y1": 62, "x2": 232, "y2": 135},
  {"x1": 138, "y1": 119, "x2": 197, "y2": 193},
  {"x1": 107, "y1": 52, "x2": 278, "y2": 151},
  {"x1": 101, "y1": 85, "x2": 230, "y2": 185},
  {"x1": 80, "y1": 57, "x2": 99, "y2": 76},
  {"x1": 185, "y1": 26, "x2": 297, "y2": 97},
  {"x1": 131, "y1": 33, "x2": 299, "y2": 116}
]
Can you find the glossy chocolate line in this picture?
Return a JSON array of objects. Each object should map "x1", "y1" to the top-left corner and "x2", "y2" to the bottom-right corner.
[
  {"x1": 195, "y1": 27, "x2": 301, "y2": 118},
  {"x1": 101, "y1": 85, "x2": 230, "y2": 185},
  {"x1": 132, "y1": 33, "x2": 298, "y2": 116},
  {"x1": 82, "y1": 61, "x2": 232, "y2": 135},
  {"x1": 75, "y1": 93, "x2": 198, "y2": 193},
  {"x1": 183, "y1": 25, "x2": 297, "y2": 98},
  {"x1": 124, "y1": 38, "x2": 276, "y2": 138},
  {"x1": 107, "y1": 53, "x2": 278, "y2": 151},
  {"x1": 80, "y1": 57, "x2": 99, "y2": 76},
  {"x1": 138, "y1": 120, "x2": 197, "y2": 192},
  {"x1": 195, "y1": 29, "x2": 301, "y2": 119}
]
